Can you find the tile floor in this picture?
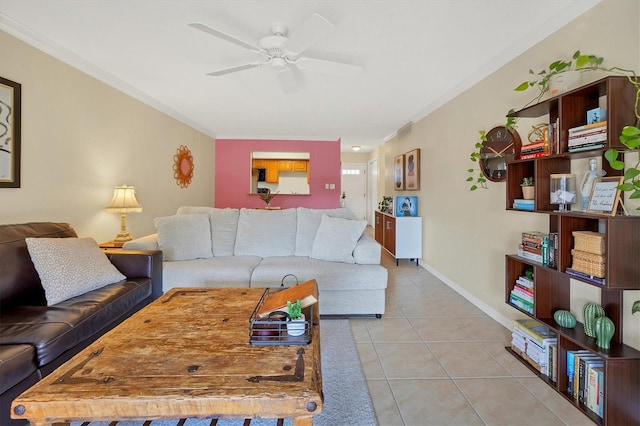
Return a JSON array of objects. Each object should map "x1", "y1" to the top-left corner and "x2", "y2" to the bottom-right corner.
[{"x1": 350, "y1": 245, "x2": 594, "y2": 426}]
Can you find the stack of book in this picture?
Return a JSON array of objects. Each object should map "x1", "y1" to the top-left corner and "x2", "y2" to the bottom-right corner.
[
  {"x1": 511, "y1": 319, "x2": 557, "y2": 380},
  {"x1": 509, "y1": 274, "x2": 534, "y2": 314},
  {"x1": 520, "y1": 140, "x2": 547, "y2": 159},
  {"x1": 567, "y1": 349, "x2": 604, "y2": 418},
  {"x1": 567, "y1": 121, "x2": 607, "y2": 152},
  {"x1": 512, "y1": 198, "x2": 534, "y2": 211},
  {"x1": 517, "y1": 231, "x2": 557, "y2": 268}
]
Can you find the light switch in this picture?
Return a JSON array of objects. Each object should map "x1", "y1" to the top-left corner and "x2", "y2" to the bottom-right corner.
[
  {"x1": 329, "y1": 184, "x2": 335, "y2": 189},
  {"x1": 325, "y1": 184, "x2": 330, "y2": 189}
]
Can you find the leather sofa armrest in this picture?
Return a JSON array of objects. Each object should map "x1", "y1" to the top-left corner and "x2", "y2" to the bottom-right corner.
[{"x1": 105, "y1": 250, "x2": 163, "y2": 300}]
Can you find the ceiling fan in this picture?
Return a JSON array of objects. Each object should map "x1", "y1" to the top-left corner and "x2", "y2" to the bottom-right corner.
[{"x1": 188, "y1": 13, "x2": 362, "y2": 93}]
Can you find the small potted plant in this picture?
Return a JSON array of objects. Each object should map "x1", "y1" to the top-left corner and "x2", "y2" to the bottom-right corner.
[
  {"x1": 378, "y1": 196, "x2": 393, "y2": 213},
  {"x1": 257, "y1": 191, "x2": 278, "y2": 208},
  {"x1": 286, "y1": 299, "x2": 305, "y2": 336},
  {"x1": 521, "y1": 177, "x2": 535, "y2": 200}
]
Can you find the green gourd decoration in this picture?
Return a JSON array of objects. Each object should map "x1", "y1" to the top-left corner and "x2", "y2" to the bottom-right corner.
[
  {"x1": 594, "y1": 316, "x2": 615, "y2": 349},
  {"x1": 583, "y1": 303, "x2": 605, "y2": 338},
  {"x1": 553, "y1": 310, "x2": 577, "y2": 328}
]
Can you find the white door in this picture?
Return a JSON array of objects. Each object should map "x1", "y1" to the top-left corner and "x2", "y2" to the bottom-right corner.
[
  {"x1": 368, "y1": 158, "x2": 378, "y2": 227},
  {"x1": 341, "y1": 163, "x2": 367, "y2": 220}
]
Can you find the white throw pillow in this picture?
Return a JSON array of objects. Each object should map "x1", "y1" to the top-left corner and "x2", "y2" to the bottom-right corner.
[
  {"x1": 295, "y1": 207, "x2": 358, "y2": 256},
  {"x1": 155, "y1": 214, "x2": 213, "y2": 261},
  {"x1": 25, "y1": 237, "x2": 126, "y2": 305},
  {"x1": 310, "y1": 215, "x2": 367, "y2": 263}
]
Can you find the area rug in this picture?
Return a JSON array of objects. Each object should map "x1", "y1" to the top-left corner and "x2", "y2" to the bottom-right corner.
[{"x1": 71, "y1": 319, "x2": 377, "y2": 426}]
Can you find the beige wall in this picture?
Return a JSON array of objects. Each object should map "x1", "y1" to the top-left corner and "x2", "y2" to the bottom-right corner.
[
  {"x1": 383, "y1": 0, "x2": 640, "y2": 350},
  {"x1": 0, "y1": 31, "x2": 215, "y2": 242}
]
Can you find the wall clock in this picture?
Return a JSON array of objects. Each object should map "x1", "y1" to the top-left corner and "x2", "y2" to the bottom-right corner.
[
  {"x1": 173, "y1": 145, "x2": 194, "y2": 188},
  {"x1": 480, "y1": 126, "x2": 521, "y2": 182}
]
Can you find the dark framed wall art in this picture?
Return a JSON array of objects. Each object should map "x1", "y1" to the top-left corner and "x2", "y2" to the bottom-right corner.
[
  {"x1": 0, "y1": 77, "x2": 21, "y2": 188},
  {"x1": 405, "y1": 148, "x2": 420, "y2": 190}
]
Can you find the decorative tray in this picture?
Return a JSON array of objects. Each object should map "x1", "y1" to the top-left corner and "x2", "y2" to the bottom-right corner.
[{"x1": 249, "y1": 287, "x2": 313, "y2": 346}]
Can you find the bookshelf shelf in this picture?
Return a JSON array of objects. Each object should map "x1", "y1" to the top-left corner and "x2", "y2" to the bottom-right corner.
[{"x1": 504, "y1": 76, "x2": 640, "y2": 425}]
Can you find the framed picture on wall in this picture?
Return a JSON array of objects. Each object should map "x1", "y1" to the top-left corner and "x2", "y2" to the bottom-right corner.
[
  {"x1": 0, "y1": 77, "x2": 21, "y2": 188},
  {"x1": 394, "y1": 154, "x2": 405, "y2": 190},
  {"x1": 405, "y1": 149, "x2": 420, "y2": 190}
]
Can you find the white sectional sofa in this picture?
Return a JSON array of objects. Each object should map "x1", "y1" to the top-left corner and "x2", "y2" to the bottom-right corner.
[{"x1": 124, "y1": 206, "x2": 388, "y2": 316}]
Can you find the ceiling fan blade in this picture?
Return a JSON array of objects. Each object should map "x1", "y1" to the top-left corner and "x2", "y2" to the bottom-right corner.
[
  {"x1": 277, "y1": 67, "x2": 298, "y2": 94},
  {"x1": 295, "y1": 57, "x2": 362, "y2": 78},
  {"x1": 189, "y1": 22, "x2": 262, "y2": 53},
  {"x1": 285, "y1": 13, "x2": 335, "y2": 55},
  {"x1": 206, "y1": 62, "x2": 263, "y2": 76}
]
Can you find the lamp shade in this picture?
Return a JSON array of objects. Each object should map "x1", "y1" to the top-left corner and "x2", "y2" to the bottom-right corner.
[{"x1": 105, "y1": 185, "x2": 142, "y2": 213}]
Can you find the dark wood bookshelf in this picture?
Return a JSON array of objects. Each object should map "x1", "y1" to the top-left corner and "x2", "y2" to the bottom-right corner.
[{"x1": 504, "y1": 76, "x2": 640, "y2": 425}]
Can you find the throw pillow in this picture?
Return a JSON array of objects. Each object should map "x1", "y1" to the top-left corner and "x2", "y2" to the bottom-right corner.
[
  {"x1": 310, "y1": 215, "x2": 367, "y2": 263},
  {"x1": 295, "y1": 207, "x2": 358, "y2": 256},
  {"x1": 155, "y1": 214, "x2": 213, "y2": 261},
  {"x1": 25, "y1": 237, "x2": 126, "y2": 306}
]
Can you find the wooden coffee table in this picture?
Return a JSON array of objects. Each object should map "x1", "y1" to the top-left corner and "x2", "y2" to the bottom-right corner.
[{"x1": 11, "y1": 288, "x2": 323, "y2": 426}]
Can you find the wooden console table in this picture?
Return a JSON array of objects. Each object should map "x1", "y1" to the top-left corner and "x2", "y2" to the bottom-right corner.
[{"x1": 12, "y1": 288, "x2": 323, "y2": 425}]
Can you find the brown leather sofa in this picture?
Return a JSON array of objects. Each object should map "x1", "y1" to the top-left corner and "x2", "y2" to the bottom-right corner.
[{"x1": 0, "y1": 222, "x2": 163, "y2": 425}]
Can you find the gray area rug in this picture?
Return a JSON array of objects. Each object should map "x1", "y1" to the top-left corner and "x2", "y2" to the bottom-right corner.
[{"x1": 71, "y1": 319, "x2": 377, "y2": 426}]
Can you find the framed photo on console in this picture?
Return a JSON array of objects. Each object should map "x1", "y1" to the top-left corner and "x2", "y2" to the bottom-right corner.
[
  {"x1": 0, "y1": 77, "x2": 21, "y2": 188},
  {"x1": 405, "y1": 149, "x2": 420, "y2": 190}
]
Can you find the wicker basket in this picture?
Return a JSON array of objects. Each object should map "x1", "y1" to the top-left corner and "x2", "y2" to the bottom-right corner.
[
  {"x1": 571, "y1": 249, "x2": 605, "y2": 278},
  {"x1": 572, "y1": 231, "x2": 605, "y2": 255}
]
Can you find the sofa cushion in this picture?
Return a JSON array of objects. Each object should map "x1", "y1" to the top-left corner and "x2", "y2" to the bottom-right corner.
[
  {"x1": 0, "y1": 344, "x2": 37, "y2": 394},
  {"x1": 295, "y1": 207, "x2": 357, "y2": 256},
  {"x1": 162, "y1": 256, "x2": 262, "y2": 289},
  {"x1": 155, "y1": 214, "x2": 213, "y2": 261},
  {"x1": 177, "y1": 207, "x2": 240, "y2": 256},
  {"x1": 25, "y1": 237, "x2": 126, "y2": 305},
  {"x1": 250, "y1": 256, "x2": 388, "y2": 290},
  {"x1": 234, "y1": 208, "x2": 297, "y2": 257},
  {"x1": 0, "y1": 278, "x2": 152, "y2": 366},
  {"x1": 310, "y1": 216, "x2": 367, "y2": 263}
]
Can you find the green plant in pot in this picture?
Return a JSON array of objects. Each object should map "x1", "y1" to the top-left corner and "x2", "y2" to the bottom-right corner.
[
  {"x1": 514, "y1": 50, "x2": 605, "y2": 105},
  {"x1": 286, "y1": 299, "x2": 305, "y2": 336},
  {"x1": 378, "y1": 196, "x2": 393, "y2": 213},
  {"x1": 521, "y1": 176, "x2": 535, "y2": 200},
  {"x1": 257, "y1": 191, "x2": 278, "y2": 207}
]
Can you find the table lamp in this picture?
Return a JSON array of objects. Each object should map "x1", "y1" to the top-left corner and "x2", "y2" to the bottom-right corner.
[{"x1": 105, "y1": 185, "x2": 142, "y2": 242}]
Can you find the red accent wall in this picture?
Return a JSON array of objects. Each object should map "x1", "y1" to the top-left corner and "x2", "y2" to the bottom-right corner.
[{"x1": 215, "y1": 139, "x2": 342, "y2": 209}]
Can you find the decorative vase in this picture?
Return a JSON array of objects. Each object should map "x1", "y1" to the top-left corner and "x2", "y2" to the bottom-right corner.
[
  {"x1": 583, "y1": 303, "x2": 605, "y2": 338},
  {"x1": 522, "y1": 186, "x2": 534, "y2": 200},
  {"x1": 553, "y1": 310, "x2": 577, "y2": 328},
  {"x1": 286, "y1": 314, "x2": 306, "y2": 336},
  {"x1": 549, "y1": 70, "x2": 582, "y2": 96},
  {"x1": 594, "y1": 316, "x2": 615, "y2": 349}
]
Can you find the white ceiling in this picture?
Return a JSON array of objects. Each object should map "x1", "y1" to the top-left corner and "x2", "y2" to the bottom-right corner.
[{"x1": 0, "y1": 0, "x2": 602, "y2": 152}]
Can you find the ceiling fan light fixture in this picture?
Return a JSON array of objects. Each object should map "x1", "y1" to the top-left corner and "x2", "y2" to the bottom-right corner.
[{"x1": 351, "y1": 145, "x2": 361, "y2": 151}]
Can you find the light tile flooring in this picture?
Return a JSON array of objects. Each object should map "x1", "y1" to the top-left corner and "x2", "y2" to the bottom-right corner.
[{"x1": 349, "y1": 247, "x2": 593, "y2": 426}]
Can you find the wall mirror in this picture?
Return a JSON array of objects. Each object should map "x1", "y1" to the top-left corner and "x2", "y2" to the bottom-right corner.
[{"x1": 250, "y1": 151, "x2": 310, "y2": 195}]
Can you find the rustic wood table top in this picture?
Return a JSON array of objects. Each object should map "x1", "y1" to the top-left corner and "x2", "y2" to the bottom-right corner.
[{"x1": 11, "y1": 288, "x2": 323, "y2": 426}]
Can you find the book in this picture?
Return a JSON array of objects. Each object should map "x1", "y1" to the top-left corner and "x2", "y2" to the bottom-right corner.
[
  {"x1": 587, "y1": 365, "x2": 604, "y2": 416},
  {"x1": 572, "y1": 350, "x2": 592, "y2": 400},
  {"x1": 257, "y1": 279, "x2": 319, "y2": 318},
  {"x1": 513, "y1": 202, "x2": 535, "y2": 211},
  {"x1": 509, "y1": 295, "x2": 534, "y2": 314},
  {"x1": 565, "y1": 267, "x2": 606, "y2": 285},
  {"x1": 568, "y1": 120, "x2": 607, "y2": 134},
  {"x1": 510, "y1": 290, "x2": 534, "y2": 306},
  {"x1": 516, "y1": 276, "x2": 534, "y2": 289},
  {"x1": 518, "y1": 247, "x2": 543, "y2": 263},
  {"x1": 513, "y1": 198, "x2": 535, "y2": 205},
  {"x1": 512, "y1": 287, "x2": 534, "y2": 303},
  {"x1": 578, "y1": 356, "x2": 603, "y2": 404},
  {"x1": 568, "y1": 143, "x2": 606, "y2": 153},
  {"x1": 513, "y1": 319, "x2": 557, "y2": 345},
  {"x1": 567, "y1": 350, "x2": 576, "y2": 396},
  {"x1": 597, "y1": 367, "x2": 605, "y2": 417}
]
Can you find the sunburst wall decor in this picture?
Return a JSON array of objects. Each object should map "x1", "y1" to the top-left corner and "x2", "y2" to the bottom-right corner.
[{"x1": 173, "y1": 145, "x2": 194, "y2": 188}]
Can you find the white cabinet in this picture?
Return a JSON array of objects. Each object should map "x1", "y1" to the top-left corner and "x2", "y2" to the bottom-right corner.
[{"x1": 375, "y1": 211, "x2": 422, "y2": 266}]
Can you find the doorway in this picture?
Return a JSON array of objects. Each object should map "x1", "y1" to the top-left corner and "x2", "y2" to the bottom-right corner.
[{"x1": 341, "y1": 163, "x2": 367, "y2": 221}]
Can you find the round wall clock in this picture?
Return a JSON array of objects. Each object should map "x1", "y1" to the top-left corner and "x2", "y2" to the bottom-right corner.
[
  {"x1": 480, "y1": 126, "x2": 522, "y2": 182},
  {"x1": 173, "y1": 145, "x2": 194, "y2": 188}
]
